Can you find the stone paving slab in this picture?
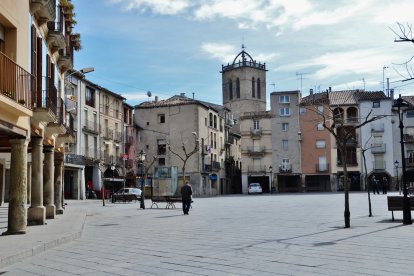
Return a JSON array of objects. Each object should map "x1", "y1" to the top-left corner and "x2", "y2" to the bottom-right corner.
[{"x1": 1, "y1": 193, "x2": 414, "y2": 275}]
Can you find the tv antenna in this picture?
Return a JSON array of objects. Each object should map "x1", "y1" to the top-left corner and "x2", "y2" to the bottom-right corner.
[
  {"x1": 269, "y1": 82, "x2": 276, "y2": 91},
  {"x1": 296, "y1": 72, "x2": 309, "y2": 93}
]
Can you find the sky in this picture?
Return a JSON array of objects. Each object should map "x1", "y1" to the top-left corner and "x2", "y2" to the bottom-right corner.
[{"x1": 72, "y1": 0, "x2": 414, "y2": 107}]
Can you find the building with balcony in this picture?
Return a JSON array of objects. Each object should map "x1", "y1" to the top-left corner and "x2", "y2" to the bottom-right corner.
[
  {"x1": 359, "y1": 92, "x2": 393, "y2": 190},
  {"x1": 134, "y1": 94, "x2": 235, "y2": 196},
  {"x1": 299, "y1": 91, "x2": 333, "y2": 192},
  {"x1": 271, "y1": 91, "x2": 302, "y2": 192},
  {"x1": 0, "y1": 0, "x2": 77, "y2": 235}
]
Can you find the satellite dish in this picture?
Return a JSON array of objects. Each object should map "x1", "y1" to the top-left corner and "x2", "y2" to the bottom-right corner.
[{"x1": 147, "y1": 91, "x2": 152, "y2": 98}]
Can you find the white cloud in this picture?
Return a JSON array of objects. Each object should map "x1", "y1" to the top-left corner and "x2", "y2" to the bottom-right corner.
[
  {"x1": 114, "y1": 0, "x2": 191, "y2": 15},
  {"x1": 201, "y1": 42, "x2": 237, "y2": 63}
]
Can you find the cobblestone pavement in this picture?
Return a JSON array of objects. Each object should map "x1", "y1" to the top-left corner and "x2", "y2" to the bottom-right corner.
[{"x1": 1, "y1": 192, "x2": 414, "y2": 276}]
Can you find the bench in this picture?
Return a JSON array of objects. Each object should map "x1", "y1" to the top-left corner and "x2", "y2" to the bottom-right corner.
[
  {"x1": 151, "y1": 196, "x2": 182, "y2": 209},
  {"x1": 387, "y1": 196, "x2": 414, "y2": 221}
]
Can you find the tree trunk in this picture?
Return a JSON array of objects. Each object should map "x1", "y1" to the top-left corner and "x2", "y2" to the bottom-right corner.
[
  {"x1": 362, "y1": 150, "x2": 372, "y2": 217},
  {"x1": 341, "y1": 145, "x2": 350, "y2": 228}
]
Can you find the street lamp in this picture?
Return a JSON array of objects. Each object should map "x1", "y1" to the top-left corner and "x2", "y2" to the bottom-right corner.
[
  {"x1": 138, "y1": 150, "x2": 146, "y2": 209},
  {"x1": 395, "y1": 160, "x2": 400, "y2": 195},
  {"x1": 382, "y1": 66, "x2": 388, "y2": 94},
  {"x1": 393, "y1": 94, "x2": 412, "y2": 225},
  {"x1": 269, "y1": 165, "x2": 273, "y2": 193},
  {"x1": 111, "y1": 163, "x2": 115, "y2": 203}
]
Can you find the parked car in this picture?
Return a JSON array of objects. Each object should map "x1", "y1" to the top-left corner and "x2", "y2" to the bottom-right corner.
[
  {"x1": 112, "y1": 188, "x2": 142, "y2": 203},
  {"x1": 248, "y1": 183, "x2": 262, "y2": 194}
]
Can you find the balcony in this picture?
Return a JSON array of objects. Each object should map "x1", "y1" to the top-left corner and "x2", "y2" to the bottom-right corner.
[
  {"x1": 225, "y1": 136, "x2": 234, "y2": 146},
  {"x1": 345, "y1": 117, "x2": 359, "y2": 124},
  {"x1": 46, "y1": 21, "x2": 65, "y2": 53},
  {"x1": 247, "y1": 165, "x2": 267, "y2": 174},
  {"x1": 404, "y1": 134, "x2": 414, "y2": 143},
  {"x1": 279, "y1": 164, "x2": 292, "y2": 173},
  {"x1": 250, "y1": 127, "x2": 262, "y2": 138},
  {"x1": 373, "y1": 160, "x2": 386, "y2": 170},
  {"x1": 371, "y1": 123, "x2": 384, "y2": 133},
  {"x1": 125, "y1": 135, "x2": 134, "y2": 145},
  {"x1": 102, "y1": 129, "x2": 114, "y2": 140},
  {"x1": 316, "y1": 163, "x2": 329, "y2": 172},
  {"x1": 30, "y1": 0, "x2": 56, "y2": 24},
  {"x1": 371, "y1": 143, "x2": 386, "y2": 154},
  {"x1": 33, "y1": 86, "x2": 57, "y2": 124},
  {"x1": 246, "y1": 146, "x2": 265, "y2": 156},
  {"x1": 114, "y1": 131, "x2": 122, "y2": 142},
  {"x1": 83, "y1": 120, "x2": 99, "y2": 135},
  {"x1": 0, "y1": 51, "x2": 34, "y2": 112},
  {"x1": 57, "y1": 48, "x2": 73, "y2": 73},
  {"x1": 406, "y1": 158, "x2": 414, "y2": 167}
]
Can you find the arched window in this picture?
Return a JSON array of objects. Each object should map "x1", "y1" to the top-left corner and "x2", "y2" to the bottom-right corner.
[
  {"x1": 257, "y1": 78, "x2": 261, "y2": 99},
  {"x1": 229, "y1": 80, "x2": 233, "y2": 100},
  {"x1": 252, "y1": 77, "x2": 255, "y2": 98},
  {"x1": 236, "y1": 78, "x2": 240, "y2": 98}
]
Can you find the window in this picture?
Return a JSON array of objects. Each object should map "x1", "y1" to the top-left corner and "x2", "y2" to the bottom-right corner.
[
  {"x1": 279, "y1": 95, "x2": 290, "y2": 103},
  {"x1": 318, "y1": 156, "x2": 327, "y2": 171},
  {"x1": 279, "y1": 107, "x2": 291, "y2": 116},
  {"x1": 406, "y1": 110, "x2": 414, "y2": 117},
  {"x1": 317, "y1": 106, "x2": 324, "y2": 113},
  {"x1": 236, "y1": 78, "x2": 240, "y2": 98},
  {"x1": 317, "y1": 123, "x2": 324, "y2": 131},
  {"x1": 316, "y1": 140, "x2": 326, "y2": 148},
  {"x1": 252, "y1": 77, "x2": 255, "y2": 98},
  {"x1": 85, "y1": 87, "x2": 95, "y2": 107},
  {"x1": 282, "y1": 123, "x2": 289, "y2": 132},
  {"x1": 253, "y1": 119, "x2": 260, "y2": 130},
  {"x1": 103, "y1": 94, "x2": 109, "y2": 114},
  {"x1": 214, "y1": 115, "x2": 217, "y2": 129},
  {"x1": 373, "y1": 101, "x2": 380, "y2": 108},
  {"x1": 114, "y1": 100, "x2": 119, "y2": 118},
  {"x1": 257, "y1": 78, "x2": 261, "y2": 99},
  {"x1": 282, "y1": 140, "x2": 288, "y2": 150},
  {"x1": 158, "y1": 158, "x2": 166, "y2": 166},
  {"x1": 94, "y1": 137, "x2": 98, "y2": 158},
  {"x1": 157, "y1": 144, "x2": 166, "y2": 155},
  {"x1": 299, "y1": 107, "x2": 306, "y2": 115},
  {"x1": 158, "y1": 114, "x2": 165, "y2": 123},
  {"x1": 209, "y1": 112, "x2": 213, "y2": 127},
  {"x1": 214, "y1": 133, "x2": 217, "y2": 149}
]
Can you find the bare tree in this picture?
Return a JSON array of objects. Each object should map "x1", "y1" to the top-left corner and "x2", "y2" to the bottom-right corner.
[
  {"x1": 302, "y1": 95, "x2": 386, "y2": 228},
  {"x1": 390, "y1": 22, "x2": 414, "y2": 82},
  {"x1": 167, "y1": 132, "x2": 199, "y2": 185}
]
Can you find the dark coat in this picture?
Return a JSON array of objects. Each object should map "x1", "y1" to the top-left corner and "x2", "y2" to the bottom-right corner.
[{"x1": 181, "y1": 184, "x2": 192, "y2": 201}]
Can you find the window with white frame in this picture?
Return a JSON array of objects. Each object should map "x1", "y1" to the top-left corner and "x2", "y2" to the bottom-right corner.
[
  {"x1": 282, "y1": 139, "x2": 288, "y2": 150},
  {"x1": 279, "y1": 107, "x2": 291, "y2": 116},
  {"x1": 279, "y1": 95, "x2": 290, "y2": 103},
  {"x1": 282, "y1": 123, "x2": 289, "y2": 132},
  {"x1": 317, "y1": 123, "x2": 324, "y2": 131},
  {"x1": 299, "y1": 107, "x2": 306, "y2": 115},
  {"x1": 316, "y1": 140, "x2": 326, "y2": 148}
]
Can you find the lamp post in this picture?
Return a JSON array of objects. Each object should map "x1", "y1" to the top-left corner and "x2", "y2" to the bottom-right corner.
[
  {"x1": 111, "y1": 163, "x2": 115, "y2": 203},
  {"x1": 269, "y1": 165, "x2": 273, "y2": 193},
  {"x1": 393, "y1": 94, "x2": 412, "y2": 225},
  {"x1": 382, "y1": 66, "x2": 388, "y2": 94},
  {"x1": 395, "y1": 160, "x2": 400, "y2": 195},
  {"x1": 138, "y1": 150, "x2": 146, "y2": 209}
]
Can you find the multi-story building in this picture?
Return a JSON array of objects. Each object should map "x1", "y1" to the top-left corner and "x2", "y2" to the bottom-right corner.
[
  {"x1": 135, "y1": 94, "x2": 234, "y2": 196},
  {"x1": 221, "y1": 48, "x2": 272, "y2": 193},
  {"x1": 0, "y1": 0, "x2": 77, "y2": 234},
  {"x1": 271, "y1": 91, "x2": 302, "y2": 192},
  {"x1": 123, "y1": 103, "x2": 137, "y2": 187},
  {"x1": 299, "y1": 91, "x2": 333, "y2": 192},
  {"x1": 64, "y1": 73, "x2": 126, "y2": 199},
  {"x1": 358, "y1": 92, "x2": 393, "y2": 190}
]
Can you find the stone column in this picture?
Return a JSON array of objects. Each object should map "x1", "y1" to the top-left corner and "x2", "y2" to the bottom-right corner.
[
  {"x1": 0, "y1": 163, "x2": 4, "y2": 206},
  {"x1": 4, "y1": 138, "x2": 28, "y2": 235},
  {"x1": 28, "y1": 137, "x2": 46, "y2": 225},
  {"x1": 26, "y1": 162, "x2": 31, "y2": 205},
  {"x1": 54, "y1": 152, "x2": 64, "y2": 214},
  {"x1": 43, "y1": 146, "x2": 55, "y2": 219}
]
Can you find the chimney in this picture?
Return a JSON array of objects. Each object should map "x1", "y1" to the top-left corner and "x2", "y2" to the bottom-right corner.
[
  {"x1": 329, "y1": 87, "x2": 332, "y2": 92},
  {"x1": 180, "y1": 92, "x2": 185, "y2": 97},
  {"x1": 310, "y1": 89, "x2": 313, "y2": 95},
  {"x1": 154, "y1": 96, "x2": 158, "y2": 102},
  {"x1": 390, "y1": 89, "x2": 394, "y2": 99}
]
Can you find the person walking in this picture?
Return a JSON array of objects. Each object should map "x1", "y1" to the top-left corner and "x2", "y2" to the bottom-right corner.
[
  {"x1": 181, "y1": 181, "x2": 193, "y2": 215},
  {"x1": 382, "y1": 177, "x2": 388, "y2": 194},
  {"x1": 371, "y1": 176, "x2": 379, "y2": 194}
]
